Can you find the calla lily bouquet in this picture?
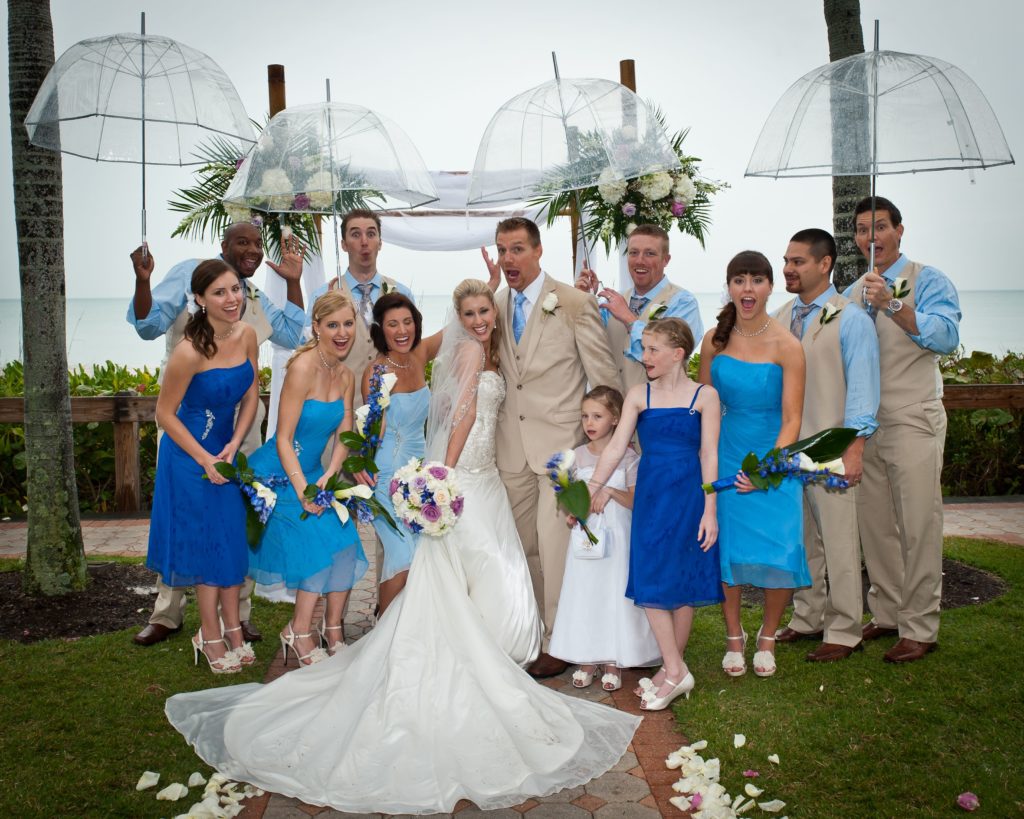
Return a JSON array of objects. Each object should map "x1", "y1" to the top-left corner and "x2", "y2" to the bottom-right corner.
[
  {"x1": 702, "y1": 427, "x2": 857, "y2": 495},
  {"x1": 210, "y1": 453, "x2": 287, "y2": 547},
  {"x1": 301, "y1": 473, "x2": 399, "y2": 531},
  {"x1": 546, "y1": 449, "x2": 598, "y2": 544},
  {"x1": 339, "y1": 365, "x2": 398, "y2": 475}
]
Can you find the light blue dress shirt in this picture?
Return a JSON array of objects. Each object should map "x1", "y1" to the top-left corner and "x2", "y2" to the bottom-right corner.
[
  {"x1": 791, "y1": 285, "x2": 880, "y2": 437},
  {"x1": 306, "y1": 270, "x2": 415, "y2": 323},
  {"x1": 126, "y1": 256, "x2": 306, "y2": 349},
  {"x1": 842, "y1": 254, "x2": 961, "y2": 354},
  {"x1": 616, "y1": 278, "x2": 704, "y2": 362}
]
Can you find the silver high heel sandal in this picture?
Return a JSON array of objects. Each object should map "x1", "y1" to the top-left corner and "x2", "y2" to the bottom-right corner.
[
  {"x1": 753, "y1": 627, "x2": 777, "y2": 677},
  {"x1": 317, "y1": 615, "x2": 346, "y2": 656},
  {"x1": 192, "y1": 629, "x2": 241, "y2": 674},
  {"x1": 280, "y1": 621, "x2": 328, "y2": 667},
  {"x1": 222, "y1": 624, "x2": 256, "y2": 666},
  {"x1": 722, "y1": 630, "x2": 748, "y2": 677},
  {"x1": 640, "y1": 672, "x2": 695, "y2": 711}
]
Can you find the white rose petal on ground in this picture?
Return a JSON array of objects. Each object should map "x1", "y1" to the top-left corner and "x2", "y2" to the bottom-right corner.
[
  {"x1": 155, "y1": 782, "x2": 189, "y2": 801},
  {"x1": 744, "y1": 783, "x2": 764, "y2": 797},
  {"x1": 188, "y1": 772, "x2": 207, "y2": 787},
  {"x1": 768, "y1": 753, "x2": 780, "y2": 765},
  {"x1": 733, "y1": 733, "x2": 746, "y2": 748},
  {"x1": 759, "y1": 799, "x2": 787, "y2": 812},
  {"x1": 669, "y1": 794, "x2": 692, "y2": 811},
  {"x1": 135, "y1": 771, "x2": 160, "y2": 791},
  {"x1": 736, "y1": 797, "x2": 756, "y2": 814}
]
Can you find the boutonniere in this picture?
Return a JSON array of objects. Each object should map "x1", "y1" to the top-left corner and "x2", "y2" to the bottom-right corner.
[
  {"x1": 541, "y1": 292, "x2": 559, "y2": 315},
  {"x1": 645, "y1": 301, "x2": 668, "y2": 321},
  {"x1": 891, "y1": 277, "x2": 911, "y2": 299},
  {"x1": 819, "y1": 303, "x2": 842, "y2": 326},
  {"x1": 380, "y1": 280, "x2": 394, "y2": 296}
]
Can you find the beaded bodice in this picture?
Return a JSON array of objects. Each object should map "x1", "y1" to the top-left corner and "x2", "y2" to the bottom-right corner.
[{"x1": 457, "y1": 371, "x2": 505, "y2": 472}]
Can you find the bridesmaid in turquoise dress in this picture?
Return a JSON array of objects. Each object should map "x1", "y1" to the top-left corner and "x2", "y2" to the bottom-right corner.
[
  {"x1": 147, "y1": 259, "x2": 260, "y2": 674},
  {"x1": 359, "y1": 293, "x2": 444, "y2": 614},
  {"x1": 247, "y1": 291, "x2": 367, "y2": 665},
  {"x1": 699, "y1": 251, "x2": 809, "y2": 679}
]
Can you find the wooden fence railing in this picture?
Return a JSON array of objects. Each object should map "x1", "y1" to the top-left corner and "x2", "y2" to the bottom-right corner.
[{"x1": 1, "y1": 386, "x2": 1022, "y2": 513}]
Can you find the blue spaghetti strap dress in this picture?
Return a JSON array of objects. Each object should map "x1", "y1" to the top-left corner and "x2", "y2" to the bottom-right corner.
[
  {"x1": 246, "y1": 399, "x2": 367, "y2": 593},
  {"x1": 627, "y1": 383, "x2": 724, "y2": 609},
  {"x1": 371, "y1": 386, "x2": 430, "y2": 581},
  {"x1": 146, "y1": 361, "x2": 254, "y2": 588},
  {"x1": 711, "y1": 355, "x2": 809, "y2": 588}
]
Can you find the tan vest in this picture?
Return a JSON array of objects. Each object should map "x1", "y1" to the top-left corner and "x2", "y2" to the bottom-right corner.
[
  {"x1": 324, "y1": 276, "x2": 404, "y2": 406},
  {"x1": 775, "y1": 293, "x2": 849, "y2": 434},
  {"x1": 605, "y1": 280, "x2": 684, "y2": 393},
  {"x1": 849, "y1": 260, "x2": 942, "y2": 419}
]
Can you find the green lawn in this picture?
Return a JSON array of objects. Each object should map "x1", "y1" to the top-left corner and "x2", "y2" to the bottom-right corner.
[{"x1": 0, "y1": 539, "x2": 1021, "y2": 818}]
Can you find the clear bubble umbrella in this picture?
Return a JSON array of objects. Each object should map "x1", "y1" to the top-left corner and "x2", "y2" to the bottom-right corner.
[
  {"x1": 24, "y1": 13, "x2": 255, "y2": 250},
  {"x1": 223, "y1": 83, "x2": 438, "y2": 281},
  {"x1": 467, "y1": 55, "x2": 680, "y2": 267},
  {"x1": 745, "y1": 24, "x2": 1015, "y2": 269}
]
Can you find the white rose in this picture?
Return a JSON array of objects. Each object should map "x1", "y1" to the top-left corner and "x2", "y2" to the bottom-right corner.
[
  {"x1": 597, "y1": 168, "x2": 627, "y2": 204},
  {"x1": 541, "y1": 292, "x2": 559, "y2": 313}
]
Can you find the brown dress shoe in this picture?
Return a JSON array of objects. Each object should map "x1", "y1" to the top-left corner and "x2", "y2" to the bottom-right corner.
[
  {"x1": 806, "y1": 641, "x2": 863, "y2": 662},
  {"x1": 861, "y1": 622, "x2": 899, "y2": 641},
  {"x1": 240, "y1": 620, "x2": 263, "y2": 643},
  {"x1": 776, "y1": 627, "x2": 823, "y2": 644},
  {"x1": 884, "y1": 638, "x2": 937, "y2": 663},
  {"x1": 133, "y1": 623, "x2": 182, "y2": 646},
  {"x1": 527, "y1": 652, "x2": 569, "y2": 679}
]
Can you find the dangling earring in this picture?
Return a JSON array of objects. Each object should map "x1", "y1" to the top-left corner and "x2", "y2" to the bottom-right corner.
[{"x1": 199, "y1": 303, "x2": 206, "y2": 315}]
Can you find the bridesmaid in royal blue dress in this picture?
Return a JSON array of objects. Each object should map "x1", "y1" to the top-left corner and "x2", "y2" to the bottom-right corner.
[
  {"x1": 588, "y1": 318, "x2": 722, "y2": 711},
  {"x1": 699, "y1": 250, "x2": 809, "y2": 679},
  {"x1": 147, "y1": 259, "x2": 260, "y2": 675},
  {"x1": 358, "y1": 293, "x2": 443, "y2": 614},
  {"x1": 247, "y1": 291, "x2": 368, "y2": 665}
]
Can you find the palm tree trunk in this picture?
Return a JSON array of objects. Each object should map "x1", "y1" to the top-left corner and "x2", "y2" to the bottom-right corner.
[
  {"x1": 824, "y1": 0, "x2": 871, "y2": 289},
  {"x1": 8, "y1": 0, "x2": 86, "y2": 595}
]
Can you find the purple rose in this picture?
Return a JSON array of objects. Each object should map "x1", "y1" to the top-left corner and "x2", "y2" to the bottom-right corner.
[
  {"x1": 957, "y1": 793, "x2": 980, "y2": 812},
  {"x1": 421, "y1": 503, "x2": 442, "y2": 523},
  {"x1": 451, "y1": 495, "x2": 464, "y2": 516},
  {"x1": 413, "y1": 476, "x2": 428, "y2": 490},
  {"x1": 428, "y1": 465, "x2": 449, "y2": 480},
  {"x1": 389, "y1": 478, "x2": 400, "y2": 496},
  {"x1": 621, "y1": 202, "x2": 637, "y2": 217},
  {"x1": 671, "y1": 201, "x2": 686, "y2": 217},
  {"x1": 293, "y1": 193, "x2": 311, "y2": 210}
]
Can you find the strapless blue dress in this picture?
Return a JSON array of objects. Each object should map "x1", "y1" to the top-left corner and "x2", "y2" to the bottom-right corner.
[
  {"x1": 147, "y1": 361, "x2": 254, "y2": 588},
  {"x1": 372, "y1": 387, "x2": 430, "y2": 581},
  {"x1": 712, "y1": 355, "x2": 809, "y2": 588},
  {"x1": 246, "y1": 399, "x2": 366, "y2": 593}
]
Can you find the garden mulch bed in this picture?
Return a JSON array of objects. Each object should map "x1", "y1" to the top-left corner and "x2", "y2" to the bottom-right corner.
[{"x1": 0, "y1": 558, "x2": 1010, "y2": 643}]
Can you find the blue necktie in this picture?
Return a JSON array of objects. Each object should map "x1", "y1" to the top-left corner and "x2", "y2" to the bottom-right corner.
[{"x1": 513, "y1": 292, "x2": 527, "y2": 344}]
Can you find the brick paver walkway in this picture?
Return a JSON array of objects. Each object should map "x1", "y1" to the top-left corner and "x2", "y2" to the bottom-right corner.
[{"x1": 1, "y1": 500, "x2": 1019, "y2": 817}]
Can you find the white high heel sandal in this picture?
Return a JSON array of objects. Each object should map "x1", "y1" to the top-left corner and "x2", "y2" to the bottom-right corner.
[{"x1": 722, "y1": 630, "x2": 748, "y2": 677}]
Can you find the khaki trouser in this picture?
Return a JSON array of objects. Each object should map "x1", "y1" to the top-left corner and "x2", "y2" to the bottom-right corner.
[
  {"x1": 857, "y1": 399, "x2": 946, "y2": 643},
  {"x1": 787, "y1": 483, "x2": 863, "y2": 647},
  {"x1": 500, "y1": 466, "x2": 569, "y2": 651}
]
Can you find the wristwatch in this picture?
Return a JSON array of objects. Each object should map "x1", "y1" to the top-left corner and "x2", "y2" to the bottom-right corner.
[{"x1": 886, "y1": 298, "x2": 903, "y2": 315}]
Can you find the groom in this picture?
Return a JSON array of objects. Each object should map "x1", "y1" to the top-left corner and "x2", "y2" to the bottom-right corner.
[{"x1": 493, "y1": 217, "x2": 620, "y2": 677}]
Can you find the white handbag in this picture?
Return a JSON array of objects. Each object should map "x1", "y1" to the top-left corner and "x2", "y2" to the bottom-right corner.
[{"x1": 570, "y1": 513, "x2": 607, "y2": 560}]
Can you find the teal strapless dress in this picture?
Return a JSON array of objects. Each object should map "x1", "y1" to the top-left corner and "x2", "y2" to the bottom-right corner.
[
  {"x1": 372, "y1": 386, "x2": 430, "y2": 581},
  {"x1": 246, "y1": 398, "x2": 367, "y2": 593},
  {"x1": 712, "y1": 355, "x2": 809, "y2": 589}
]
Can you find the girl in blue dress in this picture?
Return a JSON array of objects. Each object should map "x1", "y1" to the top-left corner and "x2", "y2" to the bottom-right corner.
[
  {"x1": 247, "y1": 291, "x2": 368, "y2": 665},
  {"x1": 698, "y1": 251, "x2": 809, "y2": 679},
  {"x1": 358, "y1": 293, "x2": 444, "y2": 615},
  {"x1": 589, "y1": 318, "x2": 722, "y2": 710},
  {"x1": 147, "y1": 259, "x2": 260, "y2": 675}
]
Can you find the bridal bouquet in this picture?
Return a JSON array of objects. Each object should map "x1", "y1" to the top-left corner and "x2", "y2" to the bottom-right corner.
[
  {"x1": 389, "y1": 458, "x2": 464, "y2": 537},
  {"x1": 339, "y1": 366, "x2": 398, "y2": 475},
  {"x1": 209, "y1": 453, "x2": 286, "y2": 548},
  {"x1": 301, "y1": 474, "x2": 399, "y2": 532},
  {"x1": 702, "y1": 427, "x2": 857, "y2": 495},
  {"x1": 546, "y1": 449, "x2": 598, "y2": 545}
]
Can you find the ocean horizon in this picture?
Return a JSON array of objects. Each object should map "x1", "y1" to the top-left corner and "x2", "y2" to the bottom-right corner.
[{"x1": 1, "y1": 290, "x2": 1021, "y2": 371}]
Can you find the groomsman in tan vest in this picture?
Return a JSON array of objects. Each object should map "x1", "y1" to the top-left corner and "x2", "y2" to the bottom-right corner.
[
  {"x1": 844, "y1": 196, "x2": 962, "y2": 663},
  {"x1": 492, "y1": 217, "x2": 620, "y2": 677},
  {"x1": 305, "y1": 209, "x2": 414, "y2": 405},
  {"x1": 773, "y1": 229, "x2": 879, "y2": 661},
  {"x1": 127, "y1": 222, "x2": 308, "y2": 646},
  {"x1": 576, "y1": 224, "x2": 703, "y2": 394}
]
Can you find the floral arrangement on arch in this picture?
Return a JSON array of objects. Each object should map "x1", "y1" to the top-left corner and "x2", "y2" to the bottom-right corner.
[{"x1": 532, "y1": 109, "x2": 728, "y2": 254}]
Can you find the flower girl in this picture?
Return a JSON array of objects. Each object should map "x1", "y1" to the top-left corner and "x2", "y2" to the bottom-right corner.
[
  {"x1": 550, "y1": 386, "x2": 660, "y2": 692},
  {"x1": 587, "y1": 318, "x2": 723, "y2": 710}
]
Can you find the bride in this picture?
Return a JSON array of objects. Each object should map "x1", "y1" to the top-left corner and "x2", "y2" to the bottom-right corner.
[{"x1": 165, "y1": 279, "x2": 640, "y2": 815}]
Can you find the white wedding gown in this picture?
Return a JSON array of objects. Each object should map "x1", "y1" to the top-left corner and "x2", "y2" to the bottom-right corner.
[{"x1": 165, "y1": 372, "x2": 640, "y2": 815}]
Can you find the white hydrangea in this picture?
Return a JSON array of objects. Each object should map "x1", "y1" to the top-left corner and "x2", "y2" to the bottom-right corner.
[
  {"x1": 673, "y1": 173, "x2": 697, "y2": 204},
  {"x1": 638, "y1": 171, "x2": 673, "y2": 201},
  {"x1": 597, "y1": 168, "x2": 627, "y2": 204},
  {"x1": 222, "y1": 203, "x2": 252, "y2": 224}
]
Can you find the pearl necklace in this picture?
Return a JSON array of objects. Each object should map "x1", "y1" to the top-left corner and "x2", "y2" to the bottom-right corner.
[
  {"x1": 732, "y1": 318, "x2": 772, "y2": 338},
  {"x1": 214, "y1": 323, "x2": 236, "y2": 341},
  {"x1": 385, "y1": 354, "x2": 411, "y2": 370},
  {"x1": 317, "y1": 345, "x2": 340, "y2": 371}
]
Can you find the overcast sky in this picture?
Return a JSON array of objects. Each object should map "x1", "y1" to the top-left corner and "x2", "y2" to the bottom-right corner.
[{"x1": 1, "y1": 0, "x2": 1020, "y2": 300}]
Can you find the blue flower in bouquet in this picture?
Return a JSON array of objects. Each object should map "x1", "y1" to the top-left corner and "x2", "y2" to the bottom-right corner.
[
  {"x1": 339, "y1": 366, "x2": 399, "y2": 476},
  {"x1": 390, "y1": 458, "x2": 464, "y2": 537},
  {"x1": 207, "y1": 453, "x2": 279, "y2": 547},
  {"x1": 301, "y1": 475, "x2": 399, "y2": 530}
]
